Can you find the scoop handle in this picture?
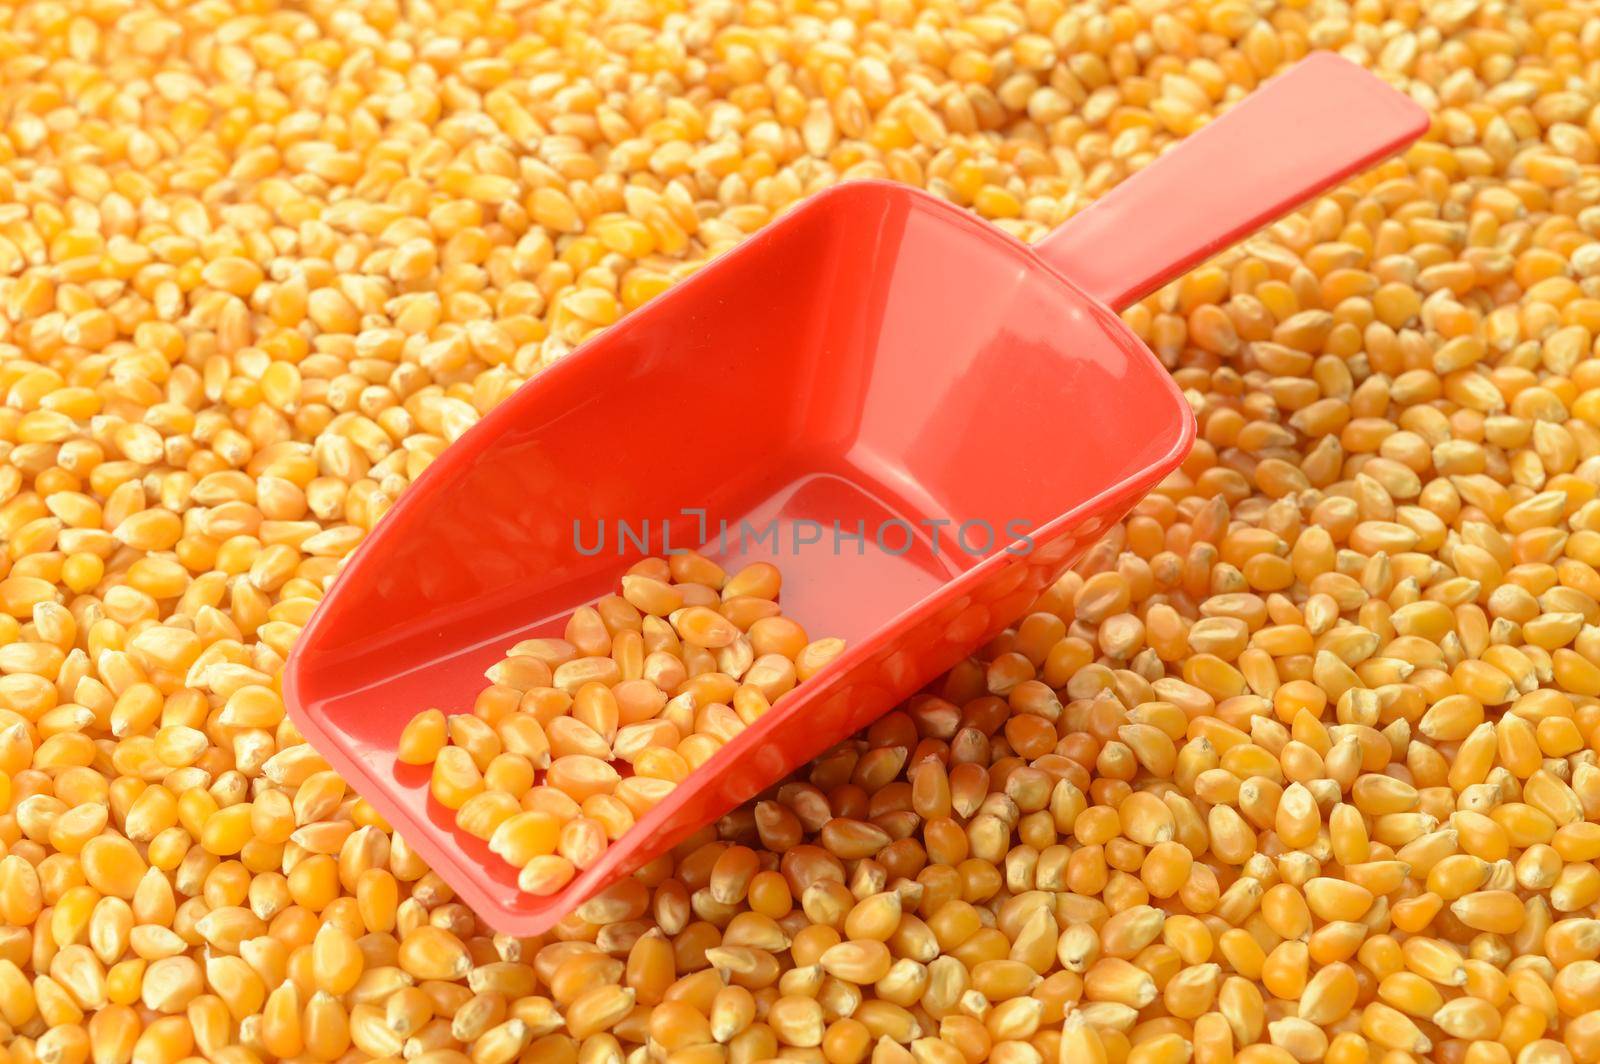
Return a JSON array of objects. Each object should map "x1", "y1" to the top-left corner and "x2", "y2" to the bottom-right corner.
[{"x1": 1034, "y1": 52, "x2": 1429, "y2": 312}]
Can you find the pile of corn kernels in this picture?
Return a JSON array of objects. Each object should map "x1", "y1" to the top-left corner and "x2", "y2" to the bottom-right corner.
[
  {"x1": 2, "y1": 0, "x2": 1600, "y2": 1063},
  {"x1": 397, "y1": 557, "x2": 845, "y2": 897}
]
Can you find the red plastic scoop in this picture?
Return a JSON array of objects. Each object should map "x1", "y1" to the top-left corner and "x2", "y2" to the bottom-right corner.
[{"x1": 285, "y1": 53, "x2": 1427, "y2": 934}]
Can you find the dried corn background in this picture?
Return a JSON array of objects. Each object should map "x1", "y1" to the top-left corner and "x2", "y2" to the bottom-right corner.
[{"x1": 3, "y1": 0, "x2": 1600, "y2": 1063}]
